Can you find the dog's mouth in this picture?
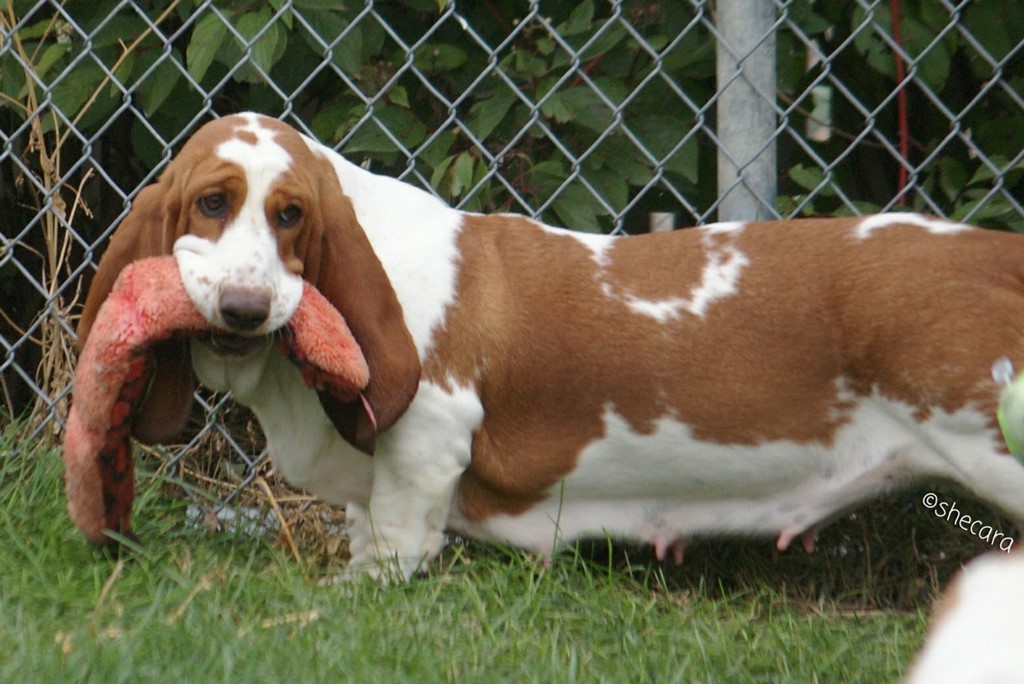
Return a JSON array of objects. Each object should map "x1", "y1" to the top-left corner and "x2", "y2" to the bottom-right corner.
[{"x1": 201, "y1": 330, "x2": 270, "y2": 357}]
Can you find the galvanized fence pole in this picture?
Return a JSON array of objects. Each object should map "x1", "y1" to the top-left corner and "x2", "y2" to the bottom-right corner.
[{"x1": 716, "y1": 0, "x2": 777, "y2": 222}]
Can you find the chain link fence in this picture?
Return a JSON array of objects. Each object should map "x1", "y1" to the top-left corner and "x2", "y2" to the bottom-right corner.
[{"x1": 2, "y1": 0, "x2": 1023, "y2": 512}]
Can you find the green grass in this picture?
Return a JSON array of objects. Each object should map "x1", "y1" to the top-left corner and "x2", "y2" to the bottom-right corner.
[{"x1": 0, "y1": 436, "x2": 928, "y2": 683}]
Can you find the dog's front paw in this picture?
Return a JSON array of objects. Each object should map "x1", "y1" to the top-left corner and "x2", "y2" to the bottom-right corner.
[
  {"x1": 317, "y1": 558, "x2": 408, "y2": 586},
  {"x1": 340, "y1": 502, "x2": 427, "y2": 583}
]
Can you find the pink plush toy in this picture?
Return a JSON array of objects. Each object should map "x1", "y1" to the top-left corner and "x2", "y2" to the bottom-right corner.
[{"x1": 63, "y1": 256, "x2": 370, "y2": 545}]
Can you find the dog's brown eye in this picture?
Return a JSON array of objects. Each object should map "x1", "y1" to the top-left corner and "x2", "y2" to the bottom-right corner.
[
  {"x1": 198, "y1": 193, "x2": 228, "y2": 218},
  {"x1": 278, "y1": 204, "x2": 302, "y2": 229}
]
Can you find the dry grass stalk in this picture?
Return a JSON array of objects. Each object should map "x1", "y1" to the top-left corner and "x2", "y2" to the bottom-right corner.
[{"x1": 0, "y1": 0, "x2": 182, "y2": 439}]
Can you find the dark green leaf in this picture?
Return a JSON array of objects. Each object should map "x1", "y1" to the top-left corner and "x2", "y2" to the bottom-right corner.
[
  {"x1": 532, "y1": 159, "x2": 566, "y2": 180},
  {"x1": 13, "y1": 18, "x2": 59, "y2": 41},
  {"x1": 415, "y1": 43, "x2": 468, "y2": 72},
  {"x1": 585, "y1": 165, "x2": 628, "y2": 210},
  {"x1": 592, "y1": 136, "x2": 651, "y2": 186},
  {"x1": 418, "y1": 130, "x2": 456, "y2": 169},
  {"x1": 954, "y1": 195, "x2": 1017, "y2": 224},
  {"x1": 137, "y1": 53, "x2": 183, "y2": 116},
  {"x1": 463, "y1": 156, "x2": 493, "y2": 211},
  {"x1": 552, "y1": 184, "x2": 604, "y2": 232},
  {"x1": 559, "y1": 0, "x2": 595, "y2": 37},
  {"x1": 236, "y1": 8, "x2": 281, "y2": 74},
  {"x1": 937, "y1": 157, "x2": 968, "y2": 203},
  {"x1": 540, "y1": 92, "x2": 573, "y2": 124},
  {"x1": 303, "y1": 12, "x2": 362, "y2": 75},
  {"x1": 902, "y1": 16, "x2": 951, "y2": 91},
  {"x1": 1, "y1": 57, "x2": 29, "y2": 115},
  {"x1": 187, "y1": 12, "x2": 228, "y2": 83},
  {"x1": 536, "y1": 37, "x2": 556, "y2": 56},
  {"x1": 559, "y1": 87, "x2": 613, "y2": 132},
  {"x1": 579, "y1": 23, "x2": 626, "y2": 62},
  {"x1": 90, "y1": 16, "x2": 150, "y2": 50},
  {"x1": 268, "y1": 0, "x2": 291, "y2": 23},
  {"x1": 466, "y1": 88, "x2": 517, "y2": 140},
  {"x1": 32, "y1": 43, "x2": 71, "y2": 83},
  {"x1": 664, "y1": 137, "x2": 699, "y2": 184},
  {"x1": 294, "y1": 0, "x2": 351, "y2": 8},
  {"x1": 49, "y1": 62, "x2": 104, "y2": 122},
  {"x1": 451, "y1": 152, "x2": 475, "y2": 197},
  {"x1": 967, "y1": 156, "x2": 1008, "y2": 186},
  {"x1": 661, "y1": 28, "x2": 715, "y2": 78},
  {"x1": 788, "y1": 163, "x2": 826, "y2": 193},
  {"x1": 785, "y1": 0, "x2": 832, "y2": 36},
  {"x1": 851, "y1": 6, "x2": 895, "y2": 79},
  {"x1": 513, "y1": 49, "x2": 549, "y2": 79},
  {"x1": 342, "y1": 107, "x2": 428, "y2": 154},
  {"x1": 388, "y1": 85, "x2": 410, "y2": 108},
  {"x1": 310, "y1": 101, "x2": 350, "y2": 143},
  {"x1": 430, "y1": 154, "x2": 455, "y2": 193},
  {"x1": 589, "y1": 77, "x2": 627, "y2": 106},
  {"x1": 964, "y1": 0, "x2": 1023, "y2": 65},
  {"x1": 634, "y1": 115, "x2": 697, "y2": 181}
]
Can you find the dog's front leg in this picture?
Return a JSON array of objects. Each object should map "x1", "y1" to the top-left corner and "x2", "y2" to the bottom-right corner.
[{"x1": 346, "y1": 383, "x2": 481, "y2": 581}]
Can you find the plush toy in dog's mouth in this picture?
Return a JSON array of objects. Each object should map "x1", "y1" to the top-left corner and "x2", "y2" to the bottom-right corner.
[{"x1": 64, "y1": 256, "x2": 371, "y2": 546}]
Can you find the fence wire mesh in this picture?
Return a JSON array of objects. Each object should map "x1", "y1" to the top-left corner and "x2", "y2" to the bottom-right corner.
[{"x1": 2, "y1": 0, "x2": 1022, "y2": 512}]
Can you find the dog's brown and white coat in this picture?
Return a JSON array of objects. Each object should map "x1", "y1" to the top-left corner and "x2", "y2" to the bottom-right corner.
[{"x1": 79, "y1": 113, "x2": 1024, "y2": 578}]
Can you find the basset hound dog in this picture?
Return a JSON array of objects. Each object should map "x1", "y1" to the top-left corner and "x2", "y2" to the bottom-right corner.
[{"x1": 79, "y1": 112, "x2": 1024, "y2": 579}]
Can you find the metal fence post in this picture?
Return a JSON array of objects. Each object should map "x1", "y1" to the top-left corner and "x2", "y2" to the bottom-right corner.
[{"x1": 716, "y1": 0, "x2": 777, "y2": 222}]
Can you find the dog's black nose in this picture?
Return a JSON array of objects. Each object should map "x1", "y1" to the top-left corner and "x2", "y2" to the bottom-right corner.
[{"x1": 219, "y1": 288, "x2": 271, "y2": 331}]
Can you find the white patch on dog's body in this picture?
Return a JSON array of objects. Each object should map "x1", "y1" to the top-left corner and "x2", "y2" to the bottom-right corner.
[
  {"x1": 854, "y1": 212, "x2": 971, "y2": 240},
  {"x1": 678, "y1": 221, "x2": 749, "y2": 320},
  {"x1": 554, "y1": 220, "x2": 749, "y2": 322}
]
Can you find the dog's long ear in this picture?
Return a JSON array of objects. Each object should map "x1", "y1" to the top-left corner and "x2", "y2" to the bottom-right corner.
[
  {"x1": 77, "y1": 178, "x2": 194, "y2": 444},
  {"x1": 304, "y1": 169, "x2": 421, "y2": 455}
]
